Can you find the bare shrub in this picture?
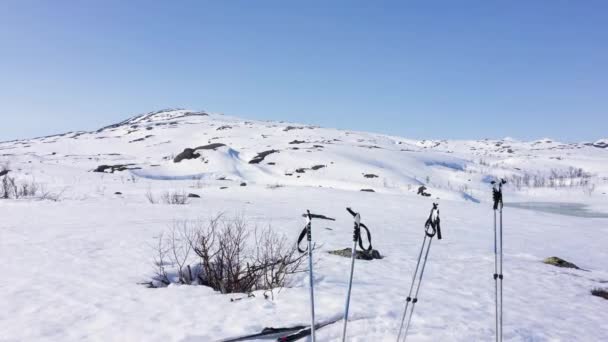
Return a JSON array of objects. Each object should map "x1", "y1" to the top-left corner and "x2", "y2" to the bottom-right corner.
[
  {"x1": 38, "y1": 187, "x2": 65, "y2": 202},
  {"x1": 1, "y1": 175, "x2": 12, "y2": 199},
  {"x1": 161, "y1": 191, "x2": 189, "y2": 205},
  {"x1": 145, "y1": 187, "x2": 157, "y2": 204},
  {"x1": 504, "y1": 167, "x2": 592, "y2": 190},
  {"x1": 253, "y1": 226, "x2": 307, "y2": 299},
  {"x1": 0, "y1": 175, "x2": 59, "y2": 200},
  {"x1": 266, "y1": 183, "x2": 284, "y2": 190},
  {"x1": 16, "y1": 179, "x2": 39, "y2": 198},
  {"x1": 149, "y1": 214, "x2": 306, "y2": 298},
  {"x1": 152, "y1": 232, "x2": 170, "y2": 286},
  {"x1": 169, "y1": 222, "x2": 195, "y2": 284},
  {"x1": 583, "y1": 183, "x2": 596, "y2": 196},
  {"x1": 192, "y1": 174, "x2": 203, "y2": 188}
]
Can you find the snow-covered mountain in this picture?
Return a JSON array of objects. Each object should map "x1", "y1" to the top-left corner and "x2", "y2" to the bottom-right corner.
[
  {"x1": 1, "y1": 109, "x2": 607, "y2": 341},
  {"x1": 1, "y1": 108, "x2": 605, "y2": 204}
]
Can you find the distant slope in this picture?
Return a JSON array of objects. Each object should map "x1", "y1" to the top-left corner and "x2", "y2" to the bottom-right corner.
[{"x1": 0, "y1": 109, "x2": 606, "y2": 203}]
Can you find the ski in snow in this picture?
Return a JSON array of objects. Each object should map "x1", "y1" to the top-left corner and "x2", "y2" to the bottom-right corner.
[
  {"x1": 219, "y1": 325, "x2": 307, "y2": 341},
  {"x1": 277, "y1": 318, "x2": 343, "y2": 342},
  {"x1": 218, "y1": 317, "x2": 342, "y2": 342}
]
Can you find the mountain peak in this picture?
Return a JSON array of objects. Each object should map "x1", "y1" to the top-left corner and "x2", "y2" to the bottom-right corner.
[{"x1": 97, "y1": 108, "x2": 208, "y2": 132}]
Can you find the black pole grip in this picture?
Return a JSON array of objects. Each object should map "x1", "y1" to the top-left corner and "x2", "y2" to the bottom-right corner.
[{"x1": 346, "y1": 207, "x2": 356, "y2": 217}]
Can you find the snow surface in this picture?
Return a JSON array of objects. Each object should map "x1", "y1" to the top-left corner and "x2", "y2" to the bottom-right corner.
[{"x1": 1, "y1": 109, "x2": 607, "y2": 341}]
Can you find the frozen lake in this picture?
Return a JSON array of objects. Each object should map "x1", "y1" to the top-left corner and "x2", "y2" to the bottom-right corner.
[{"x1": 505, "y1": 202, "x2": 608, "y2": 218}]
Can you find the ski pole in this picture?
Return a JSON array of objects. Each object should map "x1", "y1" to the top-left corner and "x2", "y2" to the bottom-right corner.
[
  {"x1": 396, "y1": 234, "x2": 427, "y2": 342},
  {"x1": 491, "y1": 179, "x2": 506, "y2": 342},
  {"x1": 341, "y1": 208, "x2": 373, "y2": 342},
  {"x1": 297, "y1": 210, "x2": 316, "y2": 342},
  {"x1": 396, "y1": 203, "x2": 442, "y2": 342}
]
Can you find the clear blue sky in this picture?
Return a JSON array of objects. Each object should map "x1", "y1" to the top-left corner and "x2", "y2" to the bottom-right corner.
[{"x1": 1, "y1": 1, "x2": 606, "y2": 142}]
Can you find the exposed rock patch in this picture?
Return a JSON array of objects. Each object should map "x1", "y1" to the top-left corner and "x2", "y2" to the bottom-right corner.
[
  {"x1": 591, "y1": 288, "x2": 608, "y2": 300},
  {"x1": 593, "y1": 140, "x2": 608, "y2": 149},
  {"x1": 329, "y1": 248, "x2": 382, "y2": 260},
  {"x1": 93, "y1": 164, "x2": 141, "y2": 173},
  {"x1": 543, "y1": 256, "x2": 580, "y2": 269},
  {"x1": 174, "y1": 148, "x2": 200, "y2": 163},
  {"x1": 417, "y1": 186, "x2": 431, "y2": 197},
  {"x1": 284, "y1": 126, "x2": 303, "y2": 132},
  {"x1": 249, "y1": 150, "x2": 279, "y2": 164},
  {"x1": 174, "y1": 143, "x2": 227, "y2": 163}
]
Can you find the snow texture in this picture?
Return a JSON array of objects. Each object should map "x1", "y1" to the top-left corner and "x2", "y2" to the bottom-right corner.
[{"x1": 1, "y1": 109, "x2": 607, "y2": 341}]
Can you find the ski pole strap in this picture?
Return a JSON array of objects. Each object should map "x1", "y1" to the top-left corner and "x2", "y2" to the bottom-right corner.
[
  {"x1": 491, "y1": 179, "x2": 506, "y2": 210},
  {"x1": 357, "y1": 222, "x2": 373, "y2": 251},
  {"x1": 424, "y1": 203, "x2": 442, "y2": 240},
  {"x1": 297, "y1": 225, "x2": 309, "y2": 253},
  {"x1": 346, "y1": 208, "x2": 373, "y2": 251},
  {"x1": 297, "y1": 211, "x2": 312, "y2": 253}
]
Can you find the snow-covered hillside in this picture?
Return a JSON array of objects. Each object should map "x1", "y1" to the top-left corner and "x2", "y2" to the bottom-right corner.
[
  {"x1": 1, "y1": 108, "x2": 606, "y2": 204},
  {"x1": 1, "y1": 109, "x2": 607, "y2": 341}
]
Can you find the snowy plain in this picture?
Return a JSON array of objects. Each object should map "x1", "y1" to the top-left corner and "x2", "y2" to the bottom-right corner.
[{"x1": 0, "y1": 109, "x2": 607, "y2": 341}]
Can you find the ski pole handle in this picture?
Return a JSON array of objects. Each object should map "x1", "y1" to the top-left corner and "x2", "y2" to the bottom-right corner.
[
  {"x1": 306, "y1": 210, "x2": 312, "y2": 241},
  {"x1": 346, "y1": 207, "x2": 357, "y2": 217},
  {"x1": 297, "y1": 210, "x2": 313, "y2": 253}
]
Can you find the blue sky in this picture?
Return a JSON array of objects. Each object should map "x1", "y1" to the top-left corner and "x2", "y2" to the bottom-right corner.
[{"x1": 1, "y1": 1, "x2": 606, "y2": 142}]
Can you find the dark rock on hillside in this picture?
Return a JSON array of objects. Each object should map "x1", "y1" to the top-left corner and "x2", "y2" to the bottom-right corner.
[
  {"x1": 417, "y1": 186, "x2": 431, "y2": 197},
  {"x1": 283, "y1": 126, "x2": 303, "y2": 132},
  {"x1": 593, "y1": 140, "x2": 608, "y2": 148},
  {"x1": 249, "y1": 150, "x2": 279, "y2": 164},
  {"x1": 240, "y1": 182, "x2": 247, "y2": 186},
  {"x1": 360, "y1": 189, "x2": 375, "y2": 192},
  {"x1": 129, "y1": 137, "x2": 146, "y2": 143},
  {"x1": 543, "y1": 256, "x2": 580, "y2": 269},
  {"x1": 329, "y1": 248, "x2": 383, "y2": 260},
  {"x1": 591, "y1": 288, "x2": 608, "y2": 300},
  {"x1": 289, "y1": 140, "x2": 307, "y2": 144},
  {"x1": 93, "y1": 164, "x2": 141, "y2": 173},
  {"x1": 311, "y1": 165, "x2": 326, "y2": 170},
  {"x1": 174, "y1": 148, "x2": 200, "y2": 163},
  {"x1": 363, "y1": 173, "x2": 378, "y2": 178},
  {"x1": 0, "y1": 169, "x2": 10, "y2": 177},
  {"x1": 174, "y1": 143, "x2": 227, "y2": 163},
  {"x1": 187, "y1": 193, "x2": 201, "y2": 198}
]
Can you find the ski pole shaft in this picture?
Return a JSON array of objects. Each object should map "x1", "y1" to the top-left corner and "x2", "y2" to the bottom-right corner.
[
  {"x1": 302, "y1": 210, "x2": 316, "y2": 342},
  {"x1": 402, "y1": 237, "x2": 433, "y2": 341},
  {"x1": 396, "y1": 235, "x2": 428, "y2": 342},
  {"x1": 494, "y1": 209, "x2": 498, "y2": 342},
  {"x1": 341, "y1": 239, "x2": 358, "y2": 342},
  {"x1": 499, "y1": 207, "x2": 503, "y2": 342},
  {"x1": 308, "y1": 238, "x2": 316, "y2": 342}
]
